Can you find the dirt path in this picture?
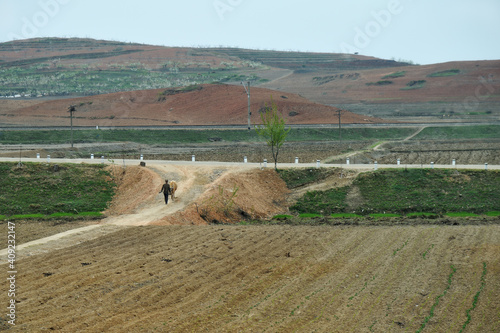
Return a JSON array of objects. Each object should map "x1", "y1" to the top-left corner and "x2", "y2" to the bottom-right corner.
[
  {"x1": 0, "y1": 163, "x2": 261, "y2": 262},
  {"x1": 404, "y1": 126, "x2": 427, "y2": 141}
]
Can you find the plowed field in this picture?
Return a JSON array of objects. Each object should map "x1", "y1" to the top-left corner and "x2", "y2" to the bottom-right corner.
[
  {"x1": 1, "y1": 164, "x2": 499, "y2": 332},
  {"x1": 2, "y1": 225, "x2": 499, "y2": 332}
]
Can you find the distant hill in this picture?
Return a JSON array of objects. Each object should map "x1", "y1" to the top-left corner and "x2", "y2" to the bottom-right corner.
[
  {"x1": 0, "y1": 37, "x2": 498, "y2": 124},
  {"x1": 0, "y1": 37, "x2": 407, "y2": 98}
]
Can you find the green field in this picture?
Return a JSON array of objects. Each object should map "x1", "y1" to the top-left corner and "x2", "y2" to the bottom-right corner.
[
  {"x1": 0, "y1": 162, "x2": 115, "y2": 216},
  {"x1": 2, "y1": 125, "x2": 498, "y2": 145},
  {"x1": 287, "y1": 168, "x2": 500, "y2": 216}
]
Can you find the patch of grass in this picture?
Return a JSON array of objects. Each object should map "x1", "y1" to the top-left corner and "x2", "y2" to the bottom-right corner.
[
  {"x1": 369, "y1": 213, "x2": 401, "y2": 218},
  {"x1": 49, "y1": 212, "x2": 76, "y2": 218},
  {"x1": 353, "y1": 169, "x2": 500, "y2": 215},
  {"x1": 486, "y1": 211, "x2": 500, "y2": 217},
  {"x1": 331, "y1": 213, "x2": 363, "y2": 218},
  {"x1": 0, "y1": 215, "x2": 6, "y2": 220},
  {"x1": 401, "y1": 80, "x2": 426, "y2": 90},
  {"x1": 291, "y1": 187, "x2": 349, "y2": 215},
  {"x1": 382, "y1": 71, "x2": 406, "y2": 79},
  {"x1": 407, "y1": 212, "x2": 439, "y2": 218},
  {"x1": 365, "y1": 80, "x2": 393, "y2": 86},
  {"x1": 428, "y1": 69, "x2": 460, "y2": 77},
  {"x1": 10, "y1": 214, "x2": 46, "y2": 220},
  {"x1": 299, "y1": 213, "x2": 323, "y2": 218},
  {"x1": 412, "y1": 125, "x2": 500, "y2": 140},
  {"x1": 0, "y1": 162, "x2": 115, "y2": 216},
  {"x1": 286, "y1": 169, "x2": 500, "y2": 216},
  {"x1": 445, "y1": 212, "x2": 480, "y2": 217},
  {"x1": 0, "y1": 128, "x2": 419, "y2": 145}
]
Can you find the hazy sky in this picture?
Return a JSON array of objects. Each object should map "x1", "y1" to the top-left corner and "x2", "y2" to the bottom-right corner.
[{"x1": 1, "y1": 0, "x2": 499, "y2": 64}]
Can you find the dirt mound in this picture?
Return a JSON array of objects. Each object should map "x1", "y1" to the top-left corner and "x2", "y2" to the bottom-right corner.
[
  {"x1": 101, "y1": 164, "x2": 290, "y2": 226},
  {"x1": 154, "y1": 168, "x2": 291, "y2": 225},
  {"x1": 0, "y1": 84, "x2": 390, "y2": 127},
  {"x1": 104, "y1": 165, "x2": 163, "y2": 216}
]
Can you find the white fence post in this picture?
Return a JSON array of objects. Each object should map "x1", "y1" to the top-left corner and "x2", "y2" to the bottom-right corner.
[
  {"x1": 244, "y1": 156, "x2": 247, "y2": 163},
  {"x1": 397, "y1": 158, "x2": 400, "y2": 166},
  {"x1": 374, "y1": 161, "x2": 378, "y2": 170},
  {"x1": 47, "y1": 155, "x2": 50, "y2": 163},
  {"x1": 264, "y1": 159, "x2": 267, "y2": 168},
  {"x1": 192, "y1": 155, "x2": 195, "y2": 162},
  {"x1": 485, "y1": 163, "x2": 488, "y2": 170},
  {"x1": 37, "y1": 153, "x2": 40, "y2": 159},
  {"x1": 295, "y1": 157, "x2": 299, "y2": 164},
  {"x1": 316, "y1": 160, "x2": 321, "y2": 168},
  {"x1": 91, "y1": 154, "x2": 94, "y2": 160},
  {"x1": 346, "y1": 158, "x2": 350, "y2": 165}
]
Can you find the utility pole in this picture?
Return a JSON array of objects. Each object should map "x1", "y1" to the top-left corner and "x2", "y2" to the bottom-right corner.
[
  {"x1": 242, "y1": 81, "x2": 251, "y2": 130},
  {"x1": 337, "y1": 109, "x2": 342, "y2": 143},
  {"x1": 68, "y1": 105, "x2": 76, "y2": 148}
]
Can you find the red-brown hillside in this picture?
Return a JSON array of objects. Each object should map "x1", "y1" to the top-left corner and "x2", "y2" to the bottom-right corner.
[
  {"x1": 1, "y1": 84, "x2": 390, "y2": 127},
  {"x1": 262, "y1": 60, "x2": 500, "y2": 105}
]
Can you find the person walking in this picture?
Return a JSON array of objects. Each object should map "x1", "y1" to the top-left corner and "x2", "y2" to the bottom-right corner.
[{"x1": 159, "y1": 180, "x2": 171, "y2": 205}]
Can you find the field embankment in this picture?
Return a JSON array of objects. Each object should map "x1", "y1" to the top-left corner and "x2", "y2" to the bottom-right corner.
[{"x1": 286, "y1": 168, "x2": 500, "y2": 217}]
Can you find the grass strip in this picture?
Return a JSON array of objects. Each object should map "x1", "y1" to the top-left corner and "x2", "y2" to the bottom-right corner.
[
  {"x1": 415, "y1": 265, "x2": 457, "y2": 333},
  {"x1": 370, "y1": 213, "x2": 401, "y2": 218},
  {"x1": 446, "y1": 212, "x2": 480, "y2": 218},
  {"x1": 331, "y1": 213, "x2": 363, "y2": 218},
  {"x1": 459, "y1": 262, "x2": 487, "y2": 333},
  {"x1": 0, "y1": 127, "x2": 417, "y2": 145},
  {"x1": 299, "y1": 213, "x2": 323, "y2": 218},
  {"x1": 486, "y1": 211, "x2": 500, "y2": 217},
  {"x1": 412, "y1": 125, "x2": 500, "y2": 140},
  {"x1": 407, "y1": 212, "x2": 439, "y2": 218}
]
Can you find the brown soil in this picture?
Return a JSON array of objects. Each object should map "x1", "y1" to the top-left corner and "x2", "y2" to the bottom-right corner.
[
  {"x1": 1, "y1": 224, "x2": 499, "y2": 332},
  {"x1": 0, "y1": 162, "x2": 499, "y2": 332},
  {"x1": 262, "y1": 60, "x2": 500, "y2": 105},
  {"x1": 0, "y1": 84, "x2": 391, "y2": 127}
]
